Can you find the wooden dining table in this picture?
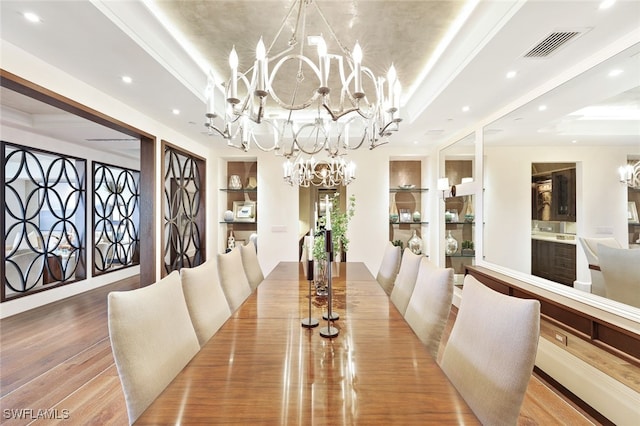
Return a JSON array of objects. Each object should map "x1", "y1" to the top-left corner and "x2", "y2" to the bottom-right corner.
[{"x1": 136, "y1": 261, "x2": 479, "y2": 424}]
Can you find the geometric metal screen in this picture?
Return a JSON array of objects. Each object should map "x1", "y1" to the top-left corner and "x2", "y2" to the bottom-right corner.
[
  {"x1": 163, "y1": 146, "x2": 204, "y2": 275},
  {"x1": 93, "y1": 162, "x2": 140, "y2": 275},
  {"x1": 2, "y1": 141, "x2": 86, "y2": 301}
]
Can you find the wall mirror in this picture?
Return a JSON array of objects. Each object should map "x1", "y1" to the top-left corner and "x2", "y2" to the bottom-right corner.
[
  {"x1": 439, "y1": 132, "x2": 475, "y2": 282},
  {"x1": 482, "y1": 42, "x2": 640, "y2": 316}
]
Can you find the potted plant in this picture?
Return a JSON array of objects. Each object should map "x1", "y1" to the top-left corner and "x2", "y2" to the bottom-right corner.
[
  {"x1": 461, "y1": 240, "x2": 475, "y2": 256},
  {"x1": 313, "y1": 193, "x2": 356, "y2": 265},
  {"x1": 392, "y1": 239, "x2": 404, "y2": 250}
]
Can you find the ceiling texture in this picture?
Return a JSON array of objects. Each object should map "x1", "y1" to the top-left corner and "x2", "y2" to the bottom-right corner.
[{"x1": 1, "y1": 0, "x2": 639, "y2": 155}]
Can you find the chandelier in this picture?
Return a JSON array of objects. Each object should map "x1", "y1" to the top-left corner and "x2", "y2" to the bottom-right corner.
[
  {"x1": 203, "y1": 0, "x2": 402, "y2": 157},
  {"x1": 619, "y1": 160, "x2": 640, "y2": 189},
  {"x1": 283, "y1": 156, "x2": 355, "y2": 187}
]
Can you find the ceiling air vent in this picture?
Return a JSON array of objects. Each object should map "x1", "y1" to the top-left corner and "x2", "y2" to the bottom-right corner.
[{"x1": 523, "y1": 31, "x2": 582, "y2": 58}]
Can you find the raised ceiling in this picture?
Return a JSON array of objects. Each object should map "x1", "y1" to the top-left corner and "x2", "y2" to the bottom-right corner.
[{"x1": 1, "y1": 0, "x2": 639, "y2": 151}]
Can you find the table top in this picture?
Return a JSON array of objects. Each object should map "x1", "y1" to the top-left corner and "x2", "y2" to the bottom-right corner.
[{"x1": 136, "y1": 261, "x2": 478, "y2": 424}]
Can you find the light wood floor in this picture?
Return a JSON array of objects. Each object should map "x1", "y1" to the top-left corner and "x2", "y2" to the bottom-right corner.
[{"x1": 0, "y1": 276, "x2": 601, "y2": 425}]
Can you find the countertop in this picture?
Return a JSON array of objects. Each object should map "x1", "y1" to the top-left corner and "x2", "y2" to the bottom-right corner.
[{"x1": 531, "y1": 232, "x2": 576, "y2": 245}]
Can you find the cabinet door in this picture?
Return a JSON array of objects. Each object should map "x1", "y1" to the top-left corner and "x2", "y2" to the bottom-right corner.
[{"x1": 551, "y1": 169, "x2": 576, "y2": 222}]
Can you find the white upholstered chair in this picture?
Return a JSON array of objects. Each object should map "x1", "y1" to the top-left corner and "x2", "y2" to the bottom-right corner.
[
  {"x1": 240, "y1": 240, "x2": 264, "y2": 290},
  {"x1": 390, "y1": 248, "x2": 423, "y2": 315},
  {"x1": 578, "y1": 237, "x2": 621, "y2": 297},
  {"x1": 376, "y1": 241, "x2": 402, "y2": 295},
  {"x1": 181, "y1": 259, "x2": 231, "y2": 347},
  {"x1": 440, "y1": 275, "x2": 540, "y2": 426},
  {"x1": 107, "y1": 271, "x2": 200, "y2": 424},
  {"x1": 4, "y1": 251, "x2": 44, "y2": 294},
  {"x1": 94, "y1": 241, "x2": 114, "y2": 271},
  {"x1": 217, "y1": 246, "x2": 252, "y2": 311},
  {"x1": 404, "y1": 257, "x2": 454, "y2": 359},
  {"x1": 598, "y1": 244, "x2": 640, "y2": 308}
]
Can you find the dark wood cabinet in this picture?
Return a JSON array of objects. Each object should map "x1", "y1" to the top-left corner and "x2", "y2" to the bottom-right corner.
[
  {"x1": 551, "y1": 168, "x2": 576, "y2": 222},
  {"x1": 531, "y1": 239, "x2": 576, "y2": 286}
]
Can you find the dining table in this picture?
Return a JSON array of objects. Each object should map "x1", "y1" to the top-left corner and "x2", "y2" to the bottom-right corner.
[{"x1": 136, "y1": 261, "x2": 479, "y2": 424}]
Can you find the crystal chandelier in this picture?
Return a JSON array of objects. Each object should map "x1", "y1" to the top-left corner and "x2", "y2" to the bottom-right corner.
[
  {"x1": 619, "y1": 160, "x2": 640, "y2": 189},
  {"x1": 283, "y1": 156, "x2": 355, "y2": 187},
  {"x1": 204, "y1": 0, "x2": 402, "y2": 156}
]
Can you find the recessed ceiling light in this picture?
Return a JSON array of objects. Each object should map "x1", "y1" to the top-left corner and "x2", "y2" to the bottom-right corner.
[
  {"x1": 599, "y1": 0, "x2": 616, "y2": 10},
  {"x1": 608, "y1": 69, "x2": 623, "y2": 77},
  {"x1": 413, "y1": 140, "x2": 419, "y2": 145},
  {"x1": 172, "y1": 109, "x2": 180, "y2": 115},
  {"x1": 462, "y1": 106, "x2": 470, "y2": 112},
  {"x1": 538, "y1": 105, "x2": 547, "y2": 111},
  {"x1": 121, "y1": 76, "x2": 133, "y2": 84},
  {"x1": 23, "y1": 12, "x2": 41, "y2": 23},
  {"x1": 506, "y1": 70, "x2": 517, "y2": 79},
  {"x1": 571, "y1": 140, "x2": 578, "y2": 144}
]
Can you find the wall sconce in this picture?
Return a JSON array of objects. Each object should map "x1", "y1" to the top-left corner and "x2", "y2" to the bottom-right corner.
[
  {"x1": 619, "y1": 160, "x2": 640, "y2": 189},
  {"x1": 438, "y1": 178, "x2": 451, "y2": 200}
]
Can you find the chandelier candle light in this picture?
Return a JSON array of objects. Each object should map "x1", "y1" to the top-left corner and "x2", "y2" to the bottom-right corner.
[{"x1": 204, "y1": 0, "x2": 402, "y2": 167}]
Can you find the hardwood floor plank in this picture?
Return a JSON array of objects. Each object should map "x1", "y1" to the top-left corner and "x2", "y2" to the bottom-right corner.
[
  {"x1": 0, "y1": 278, "x2": 138, "y2": 396},
  {"x1": 0, "y1": 339, "x2": 114, "y2": 417},
  {"x1": 41, "y1": 365, "x2": 127, "y2": 425}
]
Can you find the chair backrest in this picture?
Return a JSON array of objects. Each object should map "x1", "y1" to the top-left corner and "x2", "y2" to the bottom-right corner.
[
  {"x1": 578, "y1": 237, "x2": 621, "y2": 265},
  {"x1": 441, "y1": 275, "x2": 540, "y2": 426},
  {"x1": 390, "y1": 248, "x2": 422, "y2": 315},
  {"x1": 94, "y1": 241, "x2": 114, "y2": 271},
  {"x1": 217, "y1": 246, "x2": 252, "y2": 311},
  {"x1": 376, "y1": 241, "x2": 402, "y2": 295},
  {"x1": 5, "y1": 251, "x2": 44, "y2": 293},
  {"x1": 108, "y1": 271, "x2": 200, "y2": 424},
  {"x1": 598, "y1": 244, "x2": 640, "y2": 308},
  {"x1": 181, "y1": 259, "x2": 231, "y2": 347},
  {"x1": 240, "y1": 240, "x2": 264, "y2": 290},
  {"x1": 404, "y1": 257, "x2": 453, "y2": 359}
]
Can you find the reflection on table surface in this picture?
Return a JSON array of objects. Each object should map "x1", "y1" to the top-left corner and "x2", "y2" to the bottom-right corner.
[{"x1": 137, "y1": 261, "x2": 478, "y2": 424}]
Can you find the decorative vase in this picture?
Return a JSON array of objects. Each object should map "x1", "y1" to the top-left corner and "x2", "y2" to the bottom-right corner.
[
  {"x1": 246, "y1": 176, "x2": 257, "y2": 189},
  {"x1": 390, "y1": 193, "x2": 399, "y2": 223},
  {"x1": 228, "y1": 175, "x2": 242, "y2": 190},
  {"x1": 407, "y1": 230, "x2": 423, "y2": 255},
  {"x1": 445, "y1": 210, "x2": 453, "y2": 223},
  {"x1": 413, "y1": 210, "x2": 421, "y2": 222},
  {"x1": 223, "y1": 210, "x2": 234, "y2": 222},
  {"x1": 464, "y1": 196, "x2": 474, "y2": 222},
  {"x1": 445, "y1": 230, "x2": 458, "y2": 255}
]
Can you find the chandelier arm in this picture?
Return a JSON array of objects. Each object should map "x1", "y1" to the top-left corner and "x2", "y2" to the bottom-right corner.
[
  {"x1": 225, "y1": 139, "x2": 249, "y2": 152},
  {"x1": 321, "y1": 102, "x2": 360, "y2": 121},
  {"x1": 205, "y1": 121, "x2": 229, "y2": 139}
]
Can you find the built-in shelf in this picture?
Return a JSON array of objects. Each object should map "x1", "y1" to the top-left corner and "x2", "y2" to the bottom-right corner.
[
  {"x1": 220, "y1": 161, "x2": 258, "y2": 253},
  {"x1": 219, "y1": 188, "x2": 258, "y2": 193},
  {"x1": 389, "y1": 188, "x2": 429, "y2": 193}
]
